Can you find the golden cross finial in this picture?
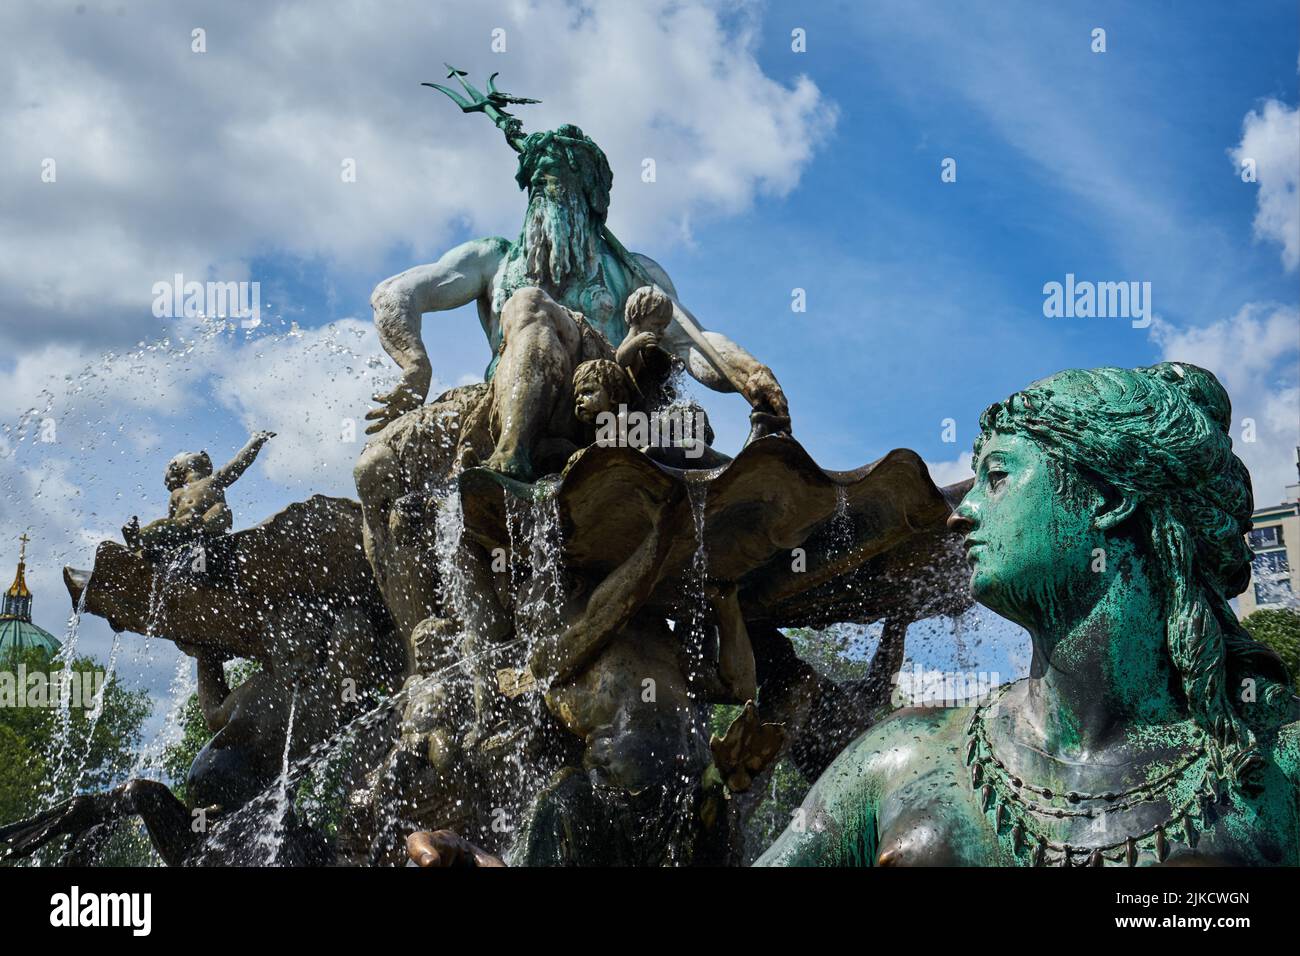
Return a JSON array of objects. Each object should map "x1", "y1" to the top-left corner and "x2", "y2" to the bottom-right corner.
[{"x1": 17, "y1": 533, "x2": 29, "y2": 563}]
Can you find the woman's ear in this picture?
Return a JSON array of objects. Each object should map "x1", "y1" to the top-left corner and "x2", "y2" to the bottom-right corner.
[{"x1": 1093, "y1": 492, "x2": 1139, "y2": 532}]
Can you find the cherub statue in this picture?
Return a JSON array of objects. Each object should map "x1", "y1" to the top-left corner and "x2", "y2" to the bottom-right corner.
[
  {"x1": 123, "y1": 431, "x2": 275, "y2": 560},
  {"x1": 571, "y1": 356, "x2": 727, "y2": 470},
  {"x1": 571, "y1": 358, "x2": 633, "y2": 432},
  {"x1": 614, "y1": 285, "x2": 675, "y2": 403}
]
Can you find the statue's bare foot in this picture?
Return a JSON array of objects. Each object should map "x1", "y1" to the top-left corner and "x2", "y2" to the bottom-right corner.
[
  {"x1": 121, "y1": 516, "x2": 141, "y2": 551},
  {"x1": 482, "y1": 447, "x2": 534, "y2": 482}
]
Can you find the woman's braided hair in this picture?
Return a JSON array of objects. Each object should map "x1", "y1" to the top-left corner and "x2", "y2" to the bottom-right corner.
[{"x1": 976, "y1": 362, "x2": 1294, "y2": 789}]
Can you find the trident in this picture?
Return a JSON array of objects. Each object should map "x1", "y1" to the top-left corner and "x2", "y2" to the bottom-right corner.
[{"x1": 423, "y1": 65, "x2": 751, "y2": 400}]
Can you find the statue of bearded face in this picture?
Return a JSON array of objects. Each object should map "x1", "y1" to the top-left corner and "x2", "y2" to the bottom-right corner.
[
  {"x1": 522, "y1": 161, "x2": 600, "y2": 289},
  {"x1": 511, "y1": 126, "x2": 613, "y2": 293}
]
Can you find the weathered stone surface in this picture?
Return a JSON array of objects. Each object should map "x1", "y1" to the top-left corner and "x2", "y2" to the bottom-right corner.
[
  {"x1": 65, "y1": 494, "x2": 389, "y2": 663},
  {"x1": 457, "y1": 435, "x2": 959, "y2": 624}
]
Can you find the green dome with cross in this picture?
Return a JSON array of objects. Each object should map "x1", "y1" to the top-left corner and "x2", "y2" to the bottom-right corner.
[{"x1": 0, "y1": 534, "x2": 61, "y2": 661}]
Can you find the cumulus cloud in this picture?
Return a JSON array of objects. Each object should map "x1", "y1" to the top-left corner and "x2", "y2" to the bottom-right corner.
[
  {"x1": 924, "y1": 451, "x2": 974, "y2": 489},
  {"x1": 0, "y1": 0, "x2": 835, "y2": 351},
  {"x1": 1229, "y1": 98, "x2": 1300, "y2": 271},
  {"x1": 1151, "y1": 303, "x2": 1300, "y2": 503},
  {"x1": 0, "y1": 318, "x2": 398, "y2": 610},
  {"x1": 212, "y1": 319, "x2": 435, "y2": 487},
  {"x1": 0, "y1": 316, "x2": 407, "y2": 734}
]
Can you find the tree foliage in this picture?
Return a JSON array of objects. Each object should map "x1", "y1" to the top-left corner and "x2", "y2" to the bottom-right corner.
[
  {"x1": 0, "y1": 645, "x2": 152, "y2": 865},
  {"x1": 712, "y1": 625, "x2": 879, "y2": 862},
  {"x1": 1242, "y1": 607, "x2": 1300, "y2": 691}
]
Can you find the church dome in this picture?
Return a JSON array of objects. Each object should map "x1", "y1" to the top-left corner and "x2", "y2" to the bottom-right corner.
[
  {"x1": 0, "y1": 534, "x2": 61, "y2": 660},
  {"x1": 0, "y1": 617, "x2": 61, "y2": 658}
]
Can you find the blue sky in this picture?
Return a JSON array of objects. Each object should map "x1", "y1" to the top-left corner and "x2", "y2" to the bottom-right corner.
[{"x1": 0, "y1": 0, "x2": 1296, "y2": 733}]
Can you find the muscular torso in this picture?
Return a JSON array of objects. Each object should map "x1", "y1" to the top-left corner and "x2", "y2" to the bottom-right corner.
[
  {"x1": 480, "y1": 243, "x2": 645, "y2": 380},
  {"x1": 757, "y1": 681, "x2": 1300, "y2": 867}
]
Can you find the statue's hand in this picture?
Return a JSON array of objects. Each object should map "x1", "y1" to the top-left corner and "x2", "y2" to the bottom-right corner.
[
  {"x1": 615, "y1": 330, "x2": 660, "y2": 368},
  {"x1": 406, "y1": 829, "x2": 505, "y2": 868},
  {"x1": 365, "y1": 381, "x2": 425, "y2": 435},
  {"x1": 251, "y1": 430, "x2": 276, "y2": 444},
  {"x1": 743, "y1": 365, "x2": 791, "y2": 438},
  {"x1": 626, "y1": 330, "x2": 660, "y2": 352},
  {"x1": 709, "y1": 701, "x2": 786, "y2": 793}
]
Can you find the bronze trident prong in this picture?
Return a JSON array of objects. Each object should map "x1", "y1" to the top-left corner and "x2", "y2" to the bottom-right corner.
[{"x1": 422, "y1": 64, "x2": 540, "y2": 151}]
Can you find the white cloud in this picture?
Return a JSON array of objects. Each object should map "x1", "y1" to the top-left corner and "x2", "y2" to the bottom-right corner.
[
  {"x1": 925, "y1": 451, "x2": 974, "y2": 488},
  {"x1": 211, "y1": 319, "x2": 432, "y2": 487},
  {"x1": 1151, "y1": 303, "x2": 1300, "y2": 503},
  {"x1": 0, "y1": 317, "x2": 403, "y2": 737},
  {"x1": 1230, "y1": 98, "x2": 1300, "y2": 271},
  {"x1": 0, "y1": 0, "x2": 835, "y2": 350},
  {"x1": 0, "y1": 318, "x2": 399, "y2": 610}
]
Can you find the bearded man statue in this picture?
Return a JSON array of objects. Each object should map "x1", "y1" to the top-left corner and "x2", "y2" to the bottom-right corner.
[{"x1": 361, "y1": 124, "x2": 790, "y2": 481}]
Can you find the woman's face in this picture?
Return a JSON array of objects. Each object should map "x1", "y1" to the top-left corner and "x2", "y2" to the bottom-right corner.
[{"x1": 951, "y1": 432, "x2": 1104, "y2": 631}]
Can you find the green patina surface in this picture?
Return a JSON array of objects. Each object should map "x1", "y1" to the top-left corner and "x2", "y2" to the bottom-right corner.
[{"x1": 758, "y1": 363, "x2": 1300, "y2": 867}]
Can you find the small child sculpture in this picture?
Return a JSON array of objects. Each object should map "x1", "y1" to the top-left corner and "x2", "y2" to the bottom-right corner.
[
  {"x1": 122, "y1": 430, "x2": 275, "y2": 560},
  {"x1": 614, "y1": 285, "x2": 675, "y2": 401}
]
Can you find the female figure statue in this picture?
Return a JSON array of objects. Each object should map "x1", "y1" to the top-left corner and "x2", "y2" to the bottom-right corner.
[{"x1": 757, "y1": 363, "x2": 1299, "y2": 866}]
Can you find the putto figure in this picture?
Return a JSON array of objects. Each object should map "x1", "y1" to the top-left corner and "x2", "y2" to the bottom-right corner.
[
  {"x1": 755, "y1": 363, "x2": 1300, "y2": 866},
  {"x1": 123, "y1": 431, "x2": 275, "y2": 560}
]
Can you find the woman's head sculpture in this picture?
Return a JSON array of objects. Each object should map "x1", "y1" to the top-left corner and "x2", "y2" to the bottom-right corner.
[{"x1": 953, "y1": 362, "x2": 1292, "y2": 792}]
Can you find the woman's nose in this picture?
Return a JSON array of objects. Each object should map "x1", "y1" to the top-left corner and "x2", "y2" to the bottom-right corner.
[{"x1": 946, "y1": 510, "x2": 975, "y2": 535}]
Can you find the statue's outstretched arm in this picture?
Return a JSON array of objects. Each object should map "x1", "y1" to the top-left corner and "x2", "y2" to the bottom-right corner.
[
  {"x1": 634, "y1": 253, "x2": 791, "y2": 435},
  {"x1": 366, "y1": 237, "x2": 509, "y2": 433},
  {"x1": 195, "y1": 652, "x2": 235, "y2": 733},
  {"x1": 214, "y1": 430, "x2": 274, "y2": 488}
]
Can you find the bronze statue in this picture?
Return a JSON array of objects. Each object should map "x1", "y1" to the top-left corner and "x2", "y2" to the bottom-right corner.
[
  {"x1": 122, "y1": 431, "x2": 275, "y2": 560},
  {"x1": 361, "y1": 79, "x2": 790, "y2": 483},
  {"x1": 755, "y1": 364, "x2": 1300, "y2": 866}
]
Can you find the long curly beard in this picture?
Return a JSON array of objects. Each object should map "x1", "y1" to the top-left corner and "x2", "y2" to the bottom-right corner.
[{"x1": 522, "y1": 187, "x2": 599, "y2": 289}]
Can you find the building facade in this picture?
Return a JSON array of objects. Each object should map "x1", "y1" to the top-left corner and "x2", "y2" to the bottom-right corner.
[{"x1": 1236, "y1": 449, "x2": 1300, "y2": 619}]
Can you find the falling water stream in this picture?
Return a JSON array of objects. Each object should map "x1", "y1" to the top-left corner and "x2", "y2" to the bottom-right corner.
[
  {"x1": 72, "y1": 629, "x2": 123, "y2": 792},
  {"x1": 42, "y1": 572, "x2": 92, "y2": 809},
  {"x1": 262, "y1": 686, "x2": 298, "y2": 866}
]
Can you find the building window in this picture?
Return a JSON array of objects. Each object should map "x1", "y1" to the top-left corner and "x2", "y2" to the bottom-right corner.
[
  {"x1": 1248, "y1": 525, "x2": 1285, "y2": 550},
  {"x1": 1253, "y1": 551, "x2": 1290, "y2": 576},
  {"x1": 1255, "y1": 578, "x2": 1294, "y2": 606}
]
